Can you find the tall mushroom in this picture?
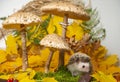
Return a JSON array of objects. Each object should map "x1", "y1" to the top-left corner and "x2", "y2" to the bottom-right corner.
[
  {"x1": 2, "y1": 12, "x2": 41, "y2": 71},
  {"x1": 40, "y1": 33, "x2": 70, "y2": 73},
  {"x1": 41, "y1": 1, "x2": 90, "y2": 67}
]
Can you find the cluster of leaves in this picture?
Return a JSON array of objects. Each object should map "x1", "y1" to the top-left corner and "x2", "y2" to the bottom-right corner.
[
  {"x1": 80, "y1": 8, "x2": 106, "y2": 42},
  {"x1": 0, "y1": 68, "x2": 36, "y2": 82}
]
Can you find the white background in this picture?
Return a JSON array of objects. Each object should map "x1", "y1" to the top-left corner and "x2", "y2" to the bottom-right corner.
[{"x1": 0, "y1": 0, "x2": 120, "y2": 59}]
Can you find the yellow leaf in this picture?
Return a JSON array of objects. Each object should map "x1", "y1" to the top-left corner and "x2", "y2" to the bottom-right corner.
[
  {"x1": 47, "y1": 15, "x2": 84, "y2": 40},
  {"x1": 67, "y1": 22, "x2": 84, "y2": 40},
  {"x1": 42, "y1": 77, "x2": 58, "y2": 82},
  {"x1": 0, "y1": 50, "x2": 7, "y2": 64},
  {"x1": 106, "y1": 66, "x2": 120, "y2": 74},
  {"x1": 0, "y1": 74, "x2": 10, "y2": 79},
  {"x1": 6, "y1": 35, "x2": 18, "y2": 55},
  {"x1": 41, "y1": 14, "x2": 50, "y2": 20},
  {"x1": 92, "y1": 71, "x2": 117, "y2": 82},
  {"x1": 47, "y1": 15, "x2": 63, "y2": 36},
  {"x1": 16, "y1": 68, "x2": 35, "y2": 80},
  {"x1": 93, "y1": 46, "x2": 107, "y2": 58},
  {"x1": 20, "y1": 78, "x2": 36, "y2": 82},
  {"x1": 26, "y1": 68, "x2": 36, "y2": 79},
  {"x1": 47, "y1": 16, "x2": 55, "y2": 34},
  {"x1": 100, "y1": 55, "x2": 118, "y2": 66},
  {"x1": 28, "y1": 55, "x2": 42, "y2": 67}
]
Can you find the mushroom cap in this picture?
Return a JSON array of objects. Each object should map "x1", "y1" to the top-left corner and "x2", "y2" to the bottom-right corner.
[
  {"x1": 41, "y1": 1, "x2": 90, "y2": 21},
  {"x1": 40, "y1": 33, "x2": 71, "y2": 50},
  {"x1": 18, "y1": 0, "x2": 54, "y2": 16},
  {"x1": 2, "y1": 12, "x2": 41, "y2": 30}
]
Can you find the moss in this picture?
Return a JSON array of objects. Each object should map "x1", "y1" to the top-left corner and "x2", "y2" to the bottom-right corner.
[{"x1": 33, "y1": 66, "x2": 79, "y2": 82}]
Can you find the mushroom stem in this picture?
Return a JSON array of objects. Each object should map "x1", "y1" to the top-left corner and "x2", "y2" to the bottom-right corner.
[
  {"x1": 21, "y1": 29, "x2": 28, "y2": 71},
  {"x1": 62, "y1": 14, "x2": 68, "y2": 39},
  {"x1": 58, "y1": 49, "x2": 65, "y2": 67},
  {"x1": 45, "y1": 49, "x2": 54, "y2": 73},
  {"x1": 58, "y1": 14, "x2": 68, "y2": 67}
]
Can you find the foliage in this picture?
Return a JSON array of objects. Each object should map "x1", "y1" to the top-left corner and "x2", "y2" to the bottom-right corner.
[
  {"x1": 0, "y1": 68, "x2": 37, "y2": 82},
  {"x1": 6, "y1": 34, "x2": 18, "y2": 55},
  {"x1": 34, "y1": 66, "x2": 79, "y2": 82},
  {"x1": 0, "y1": 50, "x2": 7, "y2": 64},
  {"x1": 13, "y1": 15, "x2": 51, "y2": 45},
  {"x1": 42, "y1": 77, "x2": 58, "y2": 82},
  {"x1": 0, "y1": 5, "x2": 120, "y2": 82},
  {"x1": 92, "y1": 71, "x2": 117, "y2": 82},
  {"x1": 0, "y1": 17, "x2": 6, "y2": 20},
  {"x1": 80, "y1": 8, "x2": 106, "y2": 42},
  {"x1": 47, "y1": 15, "x2": 84, "y2": 40},
  {"x1": 26, "y1": 15, "x2": 51, "y2": 44},
  {"x1": 47, "y1": 15, "x2": 63, "y2": 36}
]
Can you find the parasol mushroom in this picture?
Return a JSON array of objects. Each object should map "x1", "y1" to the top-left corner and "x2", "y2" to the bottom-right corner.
[
  {"x1": 2, "y1": 12, "x2": 41, "y2": 71},
  {"x1": 41, "y1": 1, "x2": 90, "y2": 67},
  {"x1": 40, "y1": 33, "x2": 70, "y2": 73},
  {"x1": 18, "y1": 0, "x2": 60, "y2": 16}
]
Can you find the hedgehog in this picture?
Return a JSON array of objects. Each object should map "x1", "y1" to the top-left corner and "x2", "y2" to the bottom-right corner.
[{"x1": 67, "y1": 52, "x2": 92, "y2": 76}]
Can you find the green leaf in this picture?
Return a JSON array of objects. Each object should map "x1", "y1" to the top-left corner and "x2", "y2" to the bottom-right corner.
[
  {"x1": 33, "y1": 38, "x2": 40, "y2": 44},
  {"x1": 0, "y1": 17, "x2": 6, "y2": 20}
]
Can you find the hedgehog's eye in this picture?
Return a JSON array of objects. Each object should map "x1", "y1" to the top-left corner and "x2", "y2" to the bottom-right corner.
[{"x1": 82, "y1": 65, "x2": 85, "y2": 68}]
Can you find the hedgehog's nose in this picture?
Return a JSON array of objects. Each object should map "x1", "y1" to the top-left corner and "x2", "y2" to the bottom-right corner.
[{"x1": 82, "y1": 65, "x2": 85, "y2": 68}]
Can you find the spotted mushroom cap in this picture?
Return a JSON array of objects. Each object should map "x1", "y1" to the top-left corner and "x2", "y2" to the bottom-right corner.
[
  {"x1": 40, "y1": 33, "x2": 71, "y2": 50},
  {"x1": 41, "y1": 1, "x2": 90, "y2": 21},
  {"x1": 18, "y1": 0, "x2": 56, "y2": 16},
  {"x1": 67, "y1": 52, "x2": 90, "y2": 65},
  {"x1": 2, "y1": 12, "x2": 41, "y2": 30}
]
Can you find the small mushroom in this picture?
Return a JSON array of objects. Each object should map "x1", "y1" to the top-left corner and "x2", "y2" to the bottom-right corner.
[
  {"x1": 2, "y1": 12, "x2": 41, "y2": 71},
  {"x1": 40, "y1": 33, "x2": 70, "y2": 73},
  {"x1": 41, "y1": 1, "x2": 90, "y2": 67}
]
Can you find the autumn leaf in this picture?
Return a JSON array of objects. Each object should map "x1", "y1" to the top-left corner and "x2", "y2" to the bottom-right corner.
[
  {"x1": 6, "y1": 35, "x2": 18, "y2": 55},
  {"x1": 28, "y1": 55, "x2": 43, "y2": 68},
  {"x1": 92, "y1": 71, "x2": 117, "y2": 82},
  {"x1": 67, "y1": 21, "x2": 84, "y2": 40},
  {"x1": 42, "y1": 77, "x2": 58, "y2": 82},
  {"x1": 92, "y1": 46, "x2": 107, "y2": 58},
  {"x1": 20, "y1": 78, "x2": 36, "y2": 82},
  {"x1": 47, "y1": 15, "x2": 63, "y2": 36},
  {"x1": 0, "y1": 74, "x2": 10, "y2": 80},
  {"x1": 0, "y1": 50, "x2": 7, "y2": 64},
  {"x1": 100, "y1": 55, "x2": 118, "y2": 66},
  {"x1": 106, "y1": 66, "x2": 120, "y2": 74},
  {"x1": 15, "y1": 68, "x2": 35, "y2": 80}
]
